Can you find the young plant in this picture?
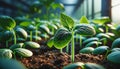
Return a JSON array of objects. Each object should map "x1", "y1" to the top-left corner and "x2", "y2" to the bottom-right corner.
[
  {"x1": 0, "y1": 16, "x2": 16, "y2": 45},
  {"x1": 93, "y1": 17, "x2": 111, "y2": 33},
  {"x1": 48, "y1": 13, "x2": 96, "y2": 62}
]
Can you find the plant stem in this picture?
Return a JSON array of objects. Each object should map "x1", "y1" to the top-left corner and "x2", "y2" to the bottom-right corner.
[
  {"x1": 80, "y1": 35, "x2": 82, "y2": 48},
  {"x1": 71, "y1": 31, "x2": 75, "y2": 63},
  {"x1": 106, "y1": 26, "x2": 108, "y2": 33},
  {"x1": 60, "y1": 48, "x2": 62, "y2": 53},
  {"x1": 66, "y1": 44, "x2": 69, "y2": 53},
  {"x1": 35, "y1": 28, "x2": 38, "y2": 41},
  {"x1": 30, "y1": 31, "x2": 32, "y2": 41},
  {"x1": 6, "y1": 41, "x2": 8, "y2": 48},
  {"x1": 12, "y1": 30, "x2": 17, "y2": 44},
  {"x1": 103, "y1": 38, "x2": 107, "y2": 45}
]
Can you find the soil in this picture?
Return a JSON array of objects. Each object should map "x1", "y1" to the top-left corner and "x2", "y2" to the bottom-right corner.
[{"x1": 19, "y1": 45, "x2": 120, "y2": 69}]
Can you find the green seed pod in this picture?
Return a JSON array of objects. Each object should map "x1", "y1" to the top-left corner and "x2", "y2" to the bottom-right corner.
[
  {"x1": 0, "y1": 30, "x2": 13, "y2": 41},
  {"x1": 85, "y1": 41, "x2": 102, "y2": 47},
  {"x1": 0, "y1": 58, "x2": 26, "y2": 69},
  {"x1": 63, "y1": 62, "x2": 84, "y2": 69},
  {"x1": 0, "y1": 49, "x2": 12, "y2": 59},
  {"x1": 80, "y1": 47, "x2": 94, "y2": 54},
  {"x1": 24, "y1": 41, "x2": 40, "y2": 48},
  {"x1": 74, "y1": 24, "x2": 96, "y2": 36},
  {"x1": 54, "y1": 28, "x2": 72, "y2": 49},
  {"x1": 112, "y1": 38, "x2": 120, "y2": 48},
  {"x1": 14, "y1": 48, "x2": 33, "y2": 57},
  {"x1": 83, "y1": 37, "x2": 99, "y2": 44},
  {"x1": 9, "y1": 43, "x2": 24, "y2": 50},
  {"x1": 84, "y1": 63, "x2": 105, "y2": 69},
  {"x1": 107, "y1": 51, "x2": 120, "y2": 64},
  {"x1": 93, "y1": 46, "x2": 109, "y2": 55},
  {"x1": 16, "y1": 28, "x2": 28, "y2": 39}
]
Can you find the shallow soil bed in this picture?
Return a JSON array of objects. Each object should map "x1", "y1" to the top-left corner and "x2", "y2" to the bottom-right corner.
[{"x1": 19, "y1": 46, "x2": 120, "y2": 69}]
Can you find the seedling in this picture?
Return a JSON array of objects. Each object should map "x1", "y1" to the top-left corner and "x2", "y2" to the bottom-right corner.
[
  {"x1": 0, "y1": 15, "x2": 16, "y2": 45},
  {"x1": 48, "y1": 13, "x2": 96, "y2": 62},
  {"x1": 79, "y1": 47, "x2": 94, "y2": 54},
  {"x1": 93, "y1": 16, "x2": 111, "y2": 33}
]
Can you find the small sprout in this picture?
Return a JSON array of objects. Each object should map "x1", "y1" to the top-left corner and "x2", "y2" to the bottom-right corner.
[
  {"x1": 84, "y1": 63, "x2": 105, "y2": 69},
  {"x1": 0, "y1": 15, "x2": 16, "y2": 30},
  {"x1": 107, "y1": 51, "x2": 120, "y2": 64},
  {"x1": 79, "y1": 16, "x2": 89, "y2": 24},
  {"x1": 0, "y1": 58, "x2": 26, "y2": 69},
  {"x1": 80, "y1": 47, "x2": 94, "y2": 54},
  {"x1": 24, "y1": 41, "x2": 40, "y2": 48},
  {"x1": 16, "y1": 27, "x2": 28, "y2": 39},
  {"x1": 83, "y1": 37, "x2": 99, "y2": 44},
  {"x1": 0, "y1": 49, "x2": 12, "y2": 59},
  {"x1": 93, "y1": 46, "x2": 109, "y2": 55},
  {"x1": 63, "y1": 62, "x2": 84, "y2": 69},
  {"x1": 14, "y1": 48, "x2": 33, "y2": 57},
  {"x1": 85, "y1": 41, "x2": 102, "y2": 47},
  {"x1": 111, "y1": 38, "x2": 120, "y2": 48}
]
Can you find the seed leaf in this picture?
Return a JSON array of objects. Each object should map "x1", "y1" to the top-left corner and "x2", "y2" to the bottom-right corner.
[
  {"x1": 54, "y1": 28, "x2": 72, "y2": 49},
  {"x1": 60, "y1": 13, "x2": 74, "y2": 29}
]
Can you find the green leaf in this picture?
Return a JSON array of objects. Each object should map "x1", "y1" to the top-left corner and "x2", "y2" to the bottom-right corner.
[
  {"x1": 54, "y1": 28, "x2": 72, "y2": 49},
  {"x1": 0, "y1": 15, "x2": 16, "y2": 30},
  {"x1": 93, "y1": 17, "x2": 111, "y2": 25},
  {"x1": 39, "y1": 25, "x2": 50, "y2": 34},
  {"x1": 14, "y1": 48, "x2": 33, "y2": 57},
  {"x1": 51, "y1": 3, "x2": 64, "y2": 10},
  {"x1": 74, "y1": 24, "x2": 96, "y2": 36},
  {"x1": 60, "y1": 13, "x2": 74, "y2": 29},
  {"x1": 80, "y1": 47, "x2": 94, "y2": 54},
  {"x1": 63, "y1": 62, "x2": 84, "y2": 69},
  {"x1": 79, "y1": 16, "x2": 89, "y2": 24},
  {"x1": 47, "y1": 37, "x2": 54, "y2": 48},
  {"x1": 107, "y1": 51, "x2": 120, "y2": 64},
  {"x1": 111, "y1": 48, "x2": 120, "y2": 52},
  {"x1": 19, "y1": 21, "x2": 32, "y2": 27}
]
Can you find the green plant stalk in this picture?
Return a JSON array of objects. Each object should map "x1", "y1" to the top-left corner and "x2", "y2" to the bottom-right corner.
[
  {"x1": 60, "y1": 48, "x2": 63, "y2": 53},
  {"x1": 71, "y1": 31, "x2": 75, "y2": 63},
  {"x1": 80, "y1": 35, "x2": 82, "y2": 48},
  {"x1": 104, "y1": 50, "x2": 110, "y2": 59},
  {"x1": 66, "y1": 44, "x2": 69, "y2": 53},
  {"x1": 105, "y1": 26, "x2": 109, "y2": 33},
  {"x1": 45, "y1": 33, "x2": 47, "y2": 40},
  {"x1": 13, "y1": 52, "x2": 16, "y2": 59},
  {"x1": 30, "y1": 31, "x2": 32, "y2": 41},
  {"x1": 76, "y1": 34, "x2": 78, "y2": 42},
  {"x1": 6, "y1": 41, "x2": 8, "y2": 48},
  {"x1": 12, "y1": 30, "x2": 17, "y2": 44},
  {"x1": 103, "y1": 38, "x2": 107, "y2": 45},
  {"x1": 35, "y1": 28, "x2": 38, "y2": 41},
  {"x1": 52, "y1": 28, "x2": 54, "y2": 35}
]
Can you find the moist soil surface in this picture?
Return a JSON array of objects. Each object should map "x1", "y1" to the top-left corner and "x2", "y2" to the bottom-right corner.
[{"x1": 19, "y1": 45, "x2": 120, "y2": 69}]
